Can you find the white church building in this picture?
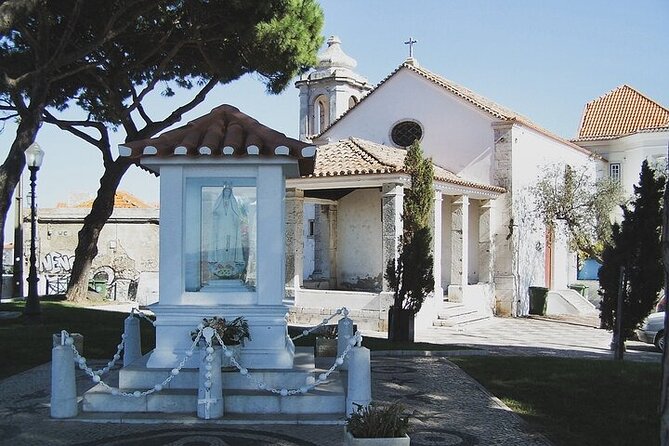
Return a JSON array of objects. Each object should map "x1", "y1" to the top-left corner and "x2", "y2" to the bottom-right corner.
[{"x1": 285, "y1": 37, "x2": 602, "y2": 330}]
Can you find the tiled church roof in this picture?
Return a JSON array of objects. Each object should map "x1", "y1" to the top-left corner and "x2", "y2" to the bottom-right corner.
[
  {"x1": 575, "y1": 85, "x2": 669, "y2": 141},
  {"x1": 119, "y1": 105, "x2": 316, "y2": 176},
  {"x1": 318, "y1": 62, "x2": 594, "y2": 157},
  {"x1": 312, "y1": 137, "x2": 505, "y2": 193}
]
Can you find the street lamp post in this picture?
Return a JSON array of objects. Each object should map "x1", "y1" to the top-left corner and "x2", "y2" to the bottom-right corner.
[{"x1": 23, "y1": 142, "x2": 44, "y2": 318}]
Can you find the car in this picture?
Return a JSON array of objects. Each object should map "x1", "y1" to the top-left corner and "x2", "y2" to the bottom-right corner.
[{"x1": 636, "y1": 312, "x2": 665, "y2": 352}]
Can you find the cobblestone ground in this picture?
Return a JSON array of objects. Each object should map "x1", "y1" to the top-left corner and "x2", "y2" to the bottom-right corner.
[
  {"x1": 1, "y1": 315, "x2": 658, "y2": 445},
  {"x1": 0, "y1": 357, "x2": 552, "y2": 445}
]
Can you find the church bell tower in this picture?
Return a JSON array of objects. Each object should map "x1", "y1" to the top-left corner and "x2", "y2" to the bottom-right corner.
[{"x1": 295, "y1": 36, "x2": 372, "y2": 141}]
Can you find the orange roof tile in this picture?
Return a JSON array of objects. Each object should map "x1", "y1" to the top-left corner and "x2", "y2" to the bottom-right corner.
[
  {"x1": 575, "y1": 85, "x2": 669, "y2": 141},
  {"x1": 61, "y1": 191, "x2": 155, "y2": 209},
  {"x1": 312, "y1": 137, "x2": 505, "y2": 193},
  {"x1": 319, "y1": 62, "x2": 595, "y2": 158},
  {"x1": 120, "y1": 104, "x2": 316, "y2": 176}
]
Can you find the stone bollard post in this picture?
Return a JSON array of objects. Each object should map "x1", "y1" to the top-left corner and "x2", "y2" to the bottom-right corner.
[
  {"x1": 337, "y1": 310, "x2": 354, "y2": 370},
  {"x1": 123, "y1": 314, "x2": 142, "y2": 367},
  {"x1": 197, "y1": 328, "x2": 224, "y2": 419},
  {"x1": 50, "y1": 334, "x2": 78, "y2": 418},
  {"x1": 346, "y1": 345, "x2": 371, "y2": 416}
]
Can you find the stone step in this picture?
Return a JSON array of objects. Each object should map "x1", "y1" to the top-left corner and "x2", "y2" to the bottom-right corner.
[
  {"x1": 433, "y1": 314, "x2": 491, "y2": 327},
  {"x1": 120, "y1": 348, "x2": 320, "y2": 391},
  {"x1": 74, "y1": 412, "x2": 346, "y2": 425},
  {"x1": 82, "y1": 378, "x2": 346, "y2": 415},
  {"x1": 434, "y1": 304, "x2": 491, "y2": 327},
  {"x1": 120, "y1": 365, "x2": 318, "y2": 391}
]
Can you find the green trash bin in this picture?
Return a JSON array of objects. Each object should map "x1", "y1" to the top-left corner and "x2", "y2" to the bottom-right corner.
[
  {"x1": 88, "y1": 279, "x2": 108, "y2": 298},
  {"x1": 568, "y1": 284, "x2": 588, "y2": 297},
  {"x1": 528, "y1": 286, "x2": 549, "y2": 315}
]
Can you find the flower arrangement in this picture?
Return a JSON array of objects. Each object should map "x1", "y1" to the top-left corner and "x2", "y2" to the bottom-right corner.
[
  {"x1": 191, "y1": 316, "x2": 251, "y2": 346},
  {"x1": 346, "y1": 402, "x2": 410, "y2": 439}
]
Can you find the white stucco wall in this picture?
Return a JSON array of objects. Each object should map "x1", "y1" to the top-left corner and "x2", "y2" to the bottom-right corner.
[
  {"x1": 336, "y1": 188, "x2": 383, "y2": 290},
  {"x1": 321, "y1": 68, "x2": 496, "y2": 184},
  {"x1": 577, "y1": 131, "x2": 669, "y2": 201},
  {"x1": 510, "y1": 125, "x2": 595, "y2": 312}
]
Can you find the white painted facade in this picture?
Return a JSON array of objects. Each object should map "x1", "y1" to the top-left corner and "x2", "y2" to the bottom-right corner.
[
  {"x1": 292, "y1": 54, "x2": 600, "y2": 321},
  {"x1": 336, "y1": 189, "x2": 383, "y2": 289},
  {"x1": 576, "y1": 130, "x2": 669, "y2": 200},
  {"x1": 320, "y1": 68, "x2": 496, "y2": 184}
]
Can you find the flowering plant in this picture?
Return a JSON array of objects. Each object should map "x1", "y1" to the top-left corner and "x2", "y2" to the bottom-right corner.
[{"x1": 191, "y1": 316, "x2": 251, "y2": 346}]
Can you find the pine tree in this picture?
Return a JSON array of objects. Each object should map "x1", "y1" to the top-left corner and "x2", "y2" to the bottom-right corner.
[
  {"x1": 599, "y1": 160, "x2": 665, "y2": 339},
  {"x1": 385, "y1": 141, "x2": 434, "y2": 338}
]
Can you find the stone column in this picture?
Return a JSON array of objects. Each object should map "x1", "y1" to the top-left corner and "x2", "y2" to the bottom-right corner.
[
  {"x1": 297, "y1": 83, "x2": 311, "y2": 141},
  {"x1": 450, "y1": 195, "x2": 469, "y2": 287},
  {"x1": 381, "y1": 184, "x2": 404, "y2": 292},
  {"x1": 285, "y1": 188, "x2": 305, "y2": 291},
  {"x1": 312, "y1": 204, "x2": 324, "y2": 278},
  {"x1": 327, "y1": 204, "x2": 338, "y2": 288},
  {"x1": 432, "y1": 191, "x2": 444, "y2": 298},
  {"x1": 478, "y1": 200, "x2": 494, "y2": 283},
  {"x1": 492, "y1": 123, "x2": 515, "y2": 315}
]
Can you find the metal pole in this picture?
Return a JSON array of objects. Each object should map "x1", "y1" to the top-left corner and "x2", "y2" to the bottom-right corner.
[
  {"x1": 614, "y1": 266, "x2": 625, "y2": 361},
  {"x1": 12, "y1": 173, "x2": 24, "y2": 298},
  {"x1": 23, "y1": 166, "x2": 40, "y2": 317}
]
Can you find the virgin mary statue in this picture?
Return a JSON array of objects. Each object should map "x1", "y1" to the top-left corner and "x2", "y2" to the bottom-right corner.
[{"x1": 211, "y1": 185, "x2": 246, "y2": 278}]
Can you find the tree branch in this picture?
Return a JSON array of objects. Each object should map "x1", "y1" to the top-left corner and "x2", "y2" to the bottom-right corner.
[
  {"x1": 124, "y1": 40, "x2": 185, "y2": 118},
  {"x1": 42, "y1": 110, "x2": 113, "y2": 166},
  {"x1": 48, "y1": 0, "x2": 83, "y2": 67},
  {"x1": 134, "y1": 77, "x2": 219, "y2": 140}
]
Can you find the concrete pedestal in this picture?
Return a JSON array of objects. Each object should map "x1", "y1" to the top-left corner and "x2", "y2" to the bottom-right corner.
[{"x1": 147, "y1": 304, "x2": 294, "y2": 369}]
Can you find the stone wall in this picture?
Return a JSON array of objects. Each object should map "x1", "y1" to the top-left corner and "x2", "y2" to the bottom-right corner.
[{"x1": 33, "y1": 207, "x2": 159, "y2": 302}]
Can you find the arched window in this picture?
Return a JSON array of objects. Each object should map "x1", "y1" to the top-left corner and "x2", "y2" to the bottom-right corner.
[
  {"x1": 313, "y1": 95, "x2": 329, "y2": 134},
  {"x1": 348, "y1": 95, "x2": 358, "y2": 109}
]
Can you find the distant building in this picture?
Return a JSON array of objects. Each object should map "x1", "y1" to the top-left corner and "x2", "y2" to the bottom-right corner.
[
  {"x1": 574, "y1": 84, "x2": 669, "y2": 198},
  {"x1": 30, "y1": 191, "x2": 159, "y2": 304}
]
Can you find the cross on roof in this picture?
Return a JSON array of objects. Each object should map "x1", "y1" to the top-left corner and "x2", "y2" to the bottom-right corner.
[{"x1": 404, "y1": 37, "x2": 417, "y2": 58}]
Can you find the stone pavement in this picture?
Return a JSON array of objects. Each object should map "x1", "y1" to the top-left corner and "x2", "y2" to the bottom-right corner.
[{"x1": 0, "y1": 315, "x2": 659, "y2": 445}]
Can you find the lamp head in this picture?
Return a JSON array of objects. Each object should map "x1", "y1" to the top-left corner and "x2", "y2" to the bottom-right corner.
[{"x1": 25, "y1": 142, "x2": 44, "y2": 169}]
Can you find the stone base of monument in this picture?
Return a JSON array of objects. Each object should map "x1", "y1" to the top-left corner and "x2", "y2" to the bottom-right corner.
[{"x1": 81, "y1": 347, "x2": 346, "y2": 420}]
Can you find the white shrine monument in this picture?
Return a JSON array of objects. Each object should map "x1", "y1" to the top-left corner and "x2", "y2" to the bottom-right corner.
[{"x1": 60, "y1": 105, "x2": 370, "y2": 421}]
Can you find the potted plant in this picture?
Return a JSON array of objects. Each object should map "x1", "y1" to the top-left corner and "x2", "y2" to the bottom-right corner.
[
  {"x1": 191, "y1": 316, "x2": 251, "y2": 367},
  {"x1": 344, "y1": 402, "x2": 410, "y2": 445},
  {"x1": 385, "y1": 141, "x2": 434, "y2": 342}
]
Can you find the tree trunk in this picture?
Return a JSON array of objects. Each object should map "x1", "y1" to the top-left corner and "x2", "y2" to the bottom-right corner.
[
  {"x1": 0, "y1": 106, "x2": 44, "y2": 297},
  {"x1": 660, "y1": 145, "x2": 669, "y2": 445},
  {"x1": 65, "y1": 160, "x2": 130, "y2": 302}
]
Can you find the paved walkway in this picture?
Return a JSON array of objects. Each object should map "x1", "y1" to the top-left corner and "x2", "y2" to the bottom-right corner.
[{"x1": 0, "y1": 313, "x2": 660, "y2": 445}]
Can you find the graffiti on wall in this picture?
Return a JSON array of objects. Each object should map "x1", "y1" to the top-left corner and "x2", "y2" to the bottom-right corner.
[{"x1": 40, "y1": 250, "x2": 140, "y2": 300}]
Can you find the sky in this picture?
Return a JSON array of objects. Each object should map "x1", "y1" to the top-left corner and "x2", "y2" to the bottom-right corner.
[{"x1": 1, "y1": 0, "x2": 668, "y2": 242}]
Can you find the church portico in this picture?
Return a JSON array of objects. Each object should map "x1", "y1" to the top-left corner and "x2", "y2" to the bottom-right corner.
[{"x1": 287, "y1": 137, "x2": 504, "y2": 330}]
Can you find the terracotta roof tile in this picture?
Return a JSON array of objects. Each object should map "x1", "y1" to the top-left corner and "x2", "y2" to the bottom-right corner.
[
  {"x1": 575, "y1": 85, "x2": 669, "y2": 141},
  {"x1": 120, "y1": 104, "x2": 316, "y2": 176},
  {"x1": 319, "y1": 63, "x2": 595, "y2": 158},
  {"x1": 58, "y1": 191, "x2": 156, "y2": 209},
  {"x1": 312, "y1": 137, "x2": 505, "y2": 193}
]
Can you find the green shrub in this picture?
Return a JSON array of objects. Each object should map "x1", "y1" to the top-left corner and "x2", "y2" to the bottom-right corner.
[{"x1": 346, "y1": 402, "x2": 410, "y2": 438}]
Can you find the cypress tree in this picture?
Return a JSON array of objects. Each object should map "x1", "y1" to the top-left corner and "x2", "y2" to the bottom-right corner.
[
  {"x1": 599, "y1": 160, "x2": 665, "y2": 339},
  {"x1": 385, "y1": 141, "x2": 435, "y2": 319}
]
